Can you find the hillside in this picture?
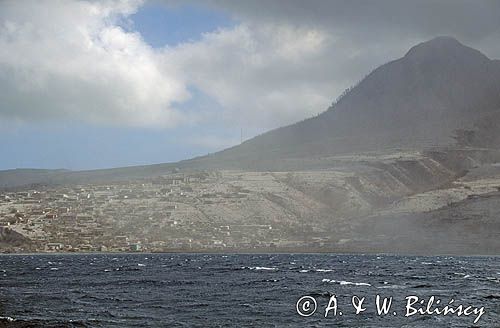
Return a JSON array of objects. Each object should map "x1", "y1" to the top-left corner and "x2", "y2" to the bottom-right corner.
[{"x1": 185, "y1": 37, "x2": 500, "y2": 169}]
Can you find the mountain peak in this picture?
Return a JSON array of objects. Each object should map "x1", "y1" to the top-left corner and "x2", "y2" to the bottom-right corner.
[
  {"x1": 421, "y1": 35, "x2": 461, "y2": 45},
  {"x1": 404, "y1": 36, "x2": 489, "y2": 62}
]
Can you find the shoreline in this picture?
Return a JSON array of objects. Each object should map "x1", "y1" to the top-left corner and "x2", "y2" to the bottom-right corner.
[{"x1": 0, "y1": 250, "x2": 498, "y2": 257}]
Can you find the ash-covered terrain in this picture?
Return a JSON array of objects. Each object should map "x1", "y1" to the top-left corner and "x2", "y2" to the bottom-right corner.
[{"x1": 1, "y1": 37, "x2": 500, "y2": 254}]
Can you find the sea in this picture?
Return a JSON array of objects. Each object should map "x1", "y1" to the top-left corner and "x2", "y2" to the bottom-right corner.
[{"x1": 0, "y1": 254, "x2": 498, "y2": 327}]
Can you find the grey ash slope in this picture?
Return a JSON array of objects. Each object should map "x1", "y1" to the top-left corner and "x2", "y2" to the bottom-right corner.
[{"x1": 183, "y1": 37, "x2": 500, "y2": 170}]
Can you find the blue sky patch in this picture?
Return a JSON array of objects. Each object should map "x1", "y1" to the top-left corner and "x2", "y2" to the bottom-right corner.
[{"x1": 130, "y1": 2, "x2": 235, "y2": 48}]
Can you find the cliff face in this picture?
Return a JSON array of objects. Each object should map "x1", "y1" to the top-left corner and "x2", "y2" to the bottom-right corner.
[{"x1": 277, "y1": 152, "x2": 462, "y2": 219}]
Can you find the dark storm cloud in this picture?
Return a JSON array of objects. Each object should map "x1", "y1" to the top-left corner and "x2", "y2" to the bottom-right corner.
[{"x1": 209, "y1": 0, "x2": 500, "y2": 43}]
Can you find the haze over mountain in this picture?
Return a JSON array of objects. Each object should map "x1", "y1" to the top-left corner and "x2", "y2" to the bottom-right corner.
[
  {"x1": 188, "y1": 36, "x2": 500, "y2": 169},
  {"x1": 2, "y1": 36, "x2": 500, "y2": 187}
]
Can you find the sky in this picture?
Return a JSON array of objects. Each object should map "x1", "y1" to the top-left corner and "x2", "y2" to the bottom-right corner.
[{"x1": 1, "y1": 0, "x2": 500, "y2": 170}]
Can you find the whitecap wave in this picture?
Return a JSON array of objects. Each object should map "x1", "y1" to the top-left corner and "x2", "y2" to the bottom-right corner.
[
  {"x1": 322, "y1": 278, "x2": 371, "y2": 286},
  {"x1": 0, "y1": 316, "x2": 15, "y2": 322},
  {"x1": 246, "y1": 266, "x2": 278, "y2": 271}
]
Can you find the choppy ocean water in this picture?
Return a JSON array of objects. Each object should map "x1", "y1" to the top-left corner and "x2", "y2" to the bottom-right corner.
[{"x1": 0, "y1": 254, "x2": 498, "y2": 327}]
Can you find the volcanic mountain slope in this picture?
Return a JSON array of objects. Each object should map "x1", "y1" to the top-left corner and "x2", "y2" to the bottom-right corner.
[{"x1": 183, "y1": 36, "x2": 500, "y2": 170}]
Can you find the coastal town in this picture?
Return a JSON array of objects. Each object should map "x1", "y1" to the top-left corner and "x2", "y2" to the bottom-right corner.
[
  {"x1": 1, "y1": 150, "x2": 500, "y2": 254},
  {"x1": 0, "y1": 170, "x2": 335, "y2": 253}
]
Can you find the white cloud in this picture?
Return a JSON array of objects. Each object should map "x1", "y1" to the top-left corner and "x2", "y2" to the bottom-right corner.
[
  {"x1": 165, "y1": 24, "x2": 344, "y2": 129},
  {"x1": 0, "y1": 0, "x2": 412, "y2": 133},
  {"x1": 0, "y1": 0, "x2": 189, "y2": 127}
]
